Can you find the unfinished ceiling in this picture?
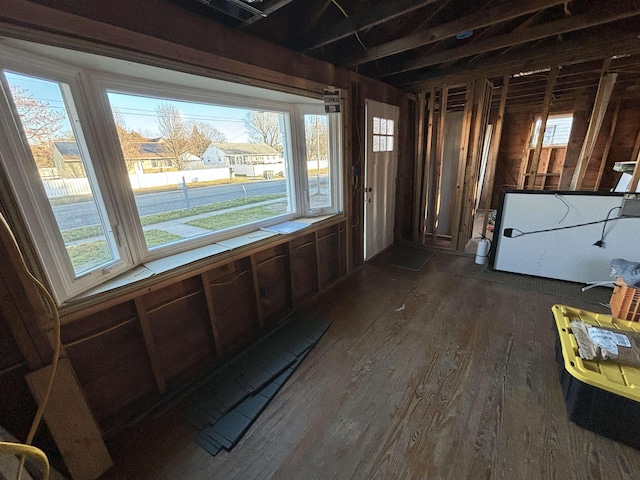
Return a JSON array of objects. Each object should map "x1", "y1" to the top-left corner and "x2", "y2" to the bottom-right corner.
[{"x1": 171, "y1": 0, "x2": 640, "y2": 96}]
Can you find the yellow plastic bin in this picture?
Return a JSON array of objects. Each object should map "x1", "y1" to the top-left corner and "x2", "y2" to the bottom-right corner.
[{"x1": 552, "y1": 304, "x2": 640, "y2": 449}]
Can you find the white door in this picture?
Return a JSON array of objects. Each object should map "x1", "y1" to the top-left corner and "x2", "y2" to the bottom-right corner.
[{"x1": 364, "y1": 99, "x2": 399, "y2": 261}]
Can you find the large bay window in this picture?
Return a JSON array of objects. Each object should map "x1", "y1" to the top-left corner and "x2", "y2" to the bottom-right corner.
[{"x1": 0, "y1": 39, "x2": 342, "y2": 304}]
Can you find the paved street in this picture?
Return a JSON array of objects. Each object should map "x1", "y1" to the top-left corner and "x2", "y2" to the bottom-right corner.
[{"x1": 52, "y1": 179, "x2": 289, "y2": 230}]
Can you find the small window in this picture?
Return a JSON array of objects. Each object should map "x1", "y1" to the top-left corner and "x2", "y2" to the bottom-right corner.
[
  {"x1": 372, "y1": 116, "x2": 394, "y2": 152},
  {"x1": 530, "y1": 114, "x2": 573, "y2": 147}
]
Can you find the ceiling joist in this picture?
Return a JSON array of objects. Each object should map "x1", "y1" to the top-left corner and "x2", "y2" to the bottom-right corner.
[
  {"x1": 379, "y1": 2, "x2": 640, "y2": 78},
  {"x1": 303, "y1": 0, "x2": 440, "y2": 52},
  {"x1": 340, "y1": 0, "x2": 568, "y2": 67}
]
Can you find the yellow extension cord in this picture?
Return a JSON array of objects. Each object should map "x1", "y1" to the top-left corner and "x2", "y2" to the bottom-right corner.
[{"x1": 0, "y1": 214, "x2": 61, "y2": 480}]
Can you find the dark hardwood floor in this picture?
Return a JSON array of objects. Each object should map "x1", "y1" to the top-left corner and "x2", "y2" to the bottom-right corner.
[{"x1": 100, "y1": 252, "x2": 640, "y2": 479}]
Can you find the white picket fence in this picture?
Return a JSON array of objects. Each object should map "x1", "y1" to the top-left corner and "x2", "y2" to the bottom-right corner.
[
  {"x1": 42, "y1": 167, "x2": 233, "y2": 198},
  {"x1": 42, "y1": 162, "x2": 326, "y2": 198}
]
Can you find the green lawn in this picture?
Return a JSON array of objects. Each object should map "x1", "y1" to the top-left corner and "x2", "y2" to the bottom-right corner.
[
  {"x1": 186, "y1": 202, "x2": 288, "y2": 231},
  {"x1": 65, "y1": 203, "x2": 288, "y2": 272},
  {"x1": 60, "y1": 193, "x2": 287, "y2": 242}
]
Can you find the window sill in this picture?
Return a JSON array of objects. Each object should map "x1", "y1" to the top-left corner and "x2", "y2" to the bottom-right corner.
[{"x1": 67, "y1": 214, "x2": 338, "y2": 304}]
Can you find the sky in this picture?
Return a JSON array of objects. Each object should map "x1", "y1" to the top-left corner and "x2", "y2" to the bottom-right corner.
[{"x1": 5, "y1": 71, "x2": 251, "y2": 143}]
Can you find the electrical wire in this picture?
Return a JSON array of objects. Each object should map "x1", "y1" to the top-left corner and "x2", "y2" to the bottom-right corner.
[
  {"x1": 331, "y1": 0, "x2": 367, "y2": 51},
  {"x1": 593, "y1": 206, "x2": 621, "y2": 248},
  {"x1": 503, "y1": 208, "x2": 626, "y2": 240},
  {"x1": 0, "y1": 214, "x2": 60, "y2": 480}
]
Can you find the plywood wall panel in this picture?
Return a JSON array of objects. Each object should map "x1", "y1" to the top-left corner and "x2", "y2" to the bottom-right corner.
[
  {"x1": 146, "y1": 288, "x2": 214, "y2": 383},
  {"x1": 255, "y1": 245, "x2": 291, "y2": 326},
  {"x1": 204, "y1": 259, "x2": 259, "y2": 352},
  {"x1": 290, "y1": 234, "x2": 319, "y2": 303}
]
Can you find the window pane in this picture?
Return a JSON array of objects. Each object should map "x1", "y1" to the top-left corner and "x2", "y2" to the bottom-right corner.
[
  {"x1": 304, "y1": 114, "x2": 331, "y2": 209},
  {"x1": 530, "y1": 115, "x2": 573, "y2": 147},
  {"x1": 373, "y1": 135, "x2": 380, "y2": 152},
  {"x1": 107, "y1": 92, "x2": 291, "y2": 249},
  {"x1": 379, "y1": 136, "x2": 386, "y2": 151},
  {"x1": 373, "y1": 117, "x2": 380, "y2": 134},
  {"x1": 4, "y1": 71, "x2": 117, "y2": 275},
  {"x1": 387, "y1": 119, "x2": 394, "y2": 133},
  {"x1": 380, "y1": 118, "x2": 387, "y2": 135},
  {"x1": 386, "y1": 135, "x2": 394, "y2": 151}
]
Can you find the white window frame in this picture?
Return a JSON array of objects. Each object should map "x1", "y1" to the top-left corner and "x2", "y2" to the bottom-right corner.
[
  {"x1": 294, "y1": 105, "x2": 343, "y2": 216},
  {"x1": 0, "y1": 41, "x2": 343, "y2": 304}
]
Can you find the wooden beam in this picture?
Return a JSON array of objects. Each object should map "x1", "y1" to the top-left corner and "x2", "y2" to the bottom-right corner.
[
  {"x1": 630, "y1": 149, "x2": 640, "y2": 192},
  {"x1": 379, "y1": 3, "x2": 640, "y2": 77},
  {"x1": 569, "y1": 64, "x2": 617, "y2": 190},
  {"x1": 26, "y1": 358, "x2": 112, "y2": 480},
  {"x1": 307, "y1": 0, "x2": 333, "y2": 30},
  {"x1": 421, "y1": 88, "x2": 435, "y2": 244},
  {"x1": 0, "y1": 215, "x2": 53, "y2": 368},
  {"x1": 304, "y1": 0, "x2": 439, "y2": 51},
  {"x1": 482, "y1": 75, "x2": 509, "y2": 234},
  {"x1": 631, "y1": 126, "x2": 640, "y2": 163},
  {"x1": 459, "y1": 80, "x2": 491, "y2": 250},
  {"x1": 134, "y1": 298, "x2": 166, "y2": 394},
  {"x1": 431, "y1": 87, "x2": 448, "y2": 243},
  {"x1": 451, "y1": 82, "x2": 475, "y2": 250},
  {"x1": 594, "y1": 100, "x2": 620, "y2": 191},
  {"x1": 341, "y1": 0, "x2": 566, "y2": 67},
  {"x1": 412, "y1": 92, "x2": 426, "y2": 241},
  {"x1": 242, "y1": 0, "x2": 296, "y2": 27},
  {"x1": 401, "y1": 29, "x2": 640, "y2": 90},
  {"x1": 527, "y1": 66, "x2": 559, "y2": 189}
]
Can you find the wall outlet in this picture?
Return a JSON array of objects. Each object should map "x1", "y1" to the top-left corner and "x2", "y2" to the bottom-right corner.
[{"x1": 621, "y1": 193, "x2": 640, "y2": 217}]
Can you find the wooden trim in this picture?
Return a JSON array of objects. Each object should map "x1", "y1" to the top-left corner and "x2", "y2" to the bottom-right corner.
[
  {"x1": 527, "y1": 66, "x2": 559, "y2": 189},
  {"x1": 422, "y1": 87, "x2": 435, "y2": 244},
  {"x1": 134, "y1": 297, "x2": 166, "y2": 394},
  {"x1": 570, "y1": 63, "x2": 617, "y2": 190},
  {"x1": 482, "y1": 75, "x2": 509, "y2": 234},
  {"x1": 431, "y1": 87, "x2": 448, "y2": 243},
  {"x1": 594, "y1": 100, "x2": 620, "y2": 190},
  {"x1": 412, "y1": 92, "x2": 426, "y2": 241},
  {"x1": 450, "y1": 82, "x2": 475, "y2": 250}
]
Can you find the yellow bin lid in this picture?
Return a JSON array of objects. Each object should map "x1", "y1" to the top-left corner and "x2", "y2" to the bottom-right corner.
[{"x1": 552, "y1": 304, "x2": 640, "y2": 402}]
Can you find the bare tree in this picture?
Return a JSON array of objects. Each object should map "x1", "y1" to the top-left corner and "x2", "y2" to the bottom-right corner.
[
  {"x1": 155, "y1": 103, "x2": 191, "y2": 170},
  {"x1": 112, "y1": 109, "x2": 146, "y2": 172},
  {"x1": 9, "y1": 86, "x2": 65, "y2": 167},
  {"x1": 304, "y1": 114, "x2": 328, "y2": 161},
  {"x1": 244, "y1": 111, "x2": 283, "y2": 152},
  {"x1": 188, "y1": 122, "x2": 227, "y2": 158}
]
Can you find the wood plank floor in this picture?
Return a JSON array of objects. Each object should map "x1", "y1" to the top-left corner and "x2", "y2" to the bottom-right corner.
[{"x1": 100, "y1": 252, "x2": 640, "y2": 479}]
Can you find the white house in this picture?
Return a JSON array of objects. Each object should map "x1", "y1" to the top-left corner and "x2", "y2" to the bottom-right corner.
[{"x1": 202, "y1": 142, "x2": 284, "y2": 177}]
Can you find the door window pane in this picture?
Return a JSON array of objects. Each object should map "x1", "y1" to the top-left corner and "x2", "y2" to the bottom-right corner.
[
  {"x1": 107, "y1": 92, "x2": 291, "y2": 249},
  {"x1": 4, "y1": 71, "x2": 117, "y2": 275}
]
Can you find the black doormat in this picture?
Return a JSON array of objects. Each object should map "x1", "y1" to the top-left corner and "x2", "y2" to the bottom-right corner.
[
  {"x1": 457, "y1": 261, "x2": 611, "y2": 306},
  {"x1": 382, "y1": 245, "x2": 435, "y2": 271},
  {"x1": 186, "y1": 312, "x2": 331, "y2": 456}
]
